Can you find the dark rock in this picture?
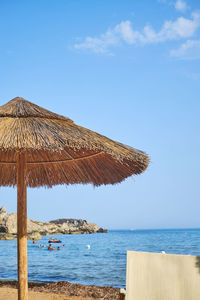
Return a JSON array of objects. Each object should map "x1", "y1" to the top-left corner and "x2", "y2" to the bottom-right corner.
[
  {"x1": 0, "y1": 225, "x2": 7, "y2": 233},
  {"x1": 50, "y1": 218, "x2": 87, "y2": 226},
  {"x1": 97, "y1": 227, "x2": 108, "y2": 233}
]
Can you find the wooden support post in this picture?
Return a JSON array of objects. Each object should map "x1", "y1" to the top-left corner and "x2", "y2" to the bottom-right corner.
[{"x1": 17, "y1": 151, "x2": 28, "y2": 300}]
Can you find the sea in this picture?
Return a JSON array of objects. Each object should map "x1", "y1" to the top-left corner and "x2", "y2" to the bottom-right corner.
[{"x1": 0, "y1": 229, "x2": 200, "y2": 288}]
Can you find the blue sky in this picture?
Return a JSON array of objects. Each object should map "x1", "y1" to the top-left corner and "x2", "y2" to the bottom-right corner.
[{"x1": 0, "y1": 0, "x2": 200, "y2": 229}]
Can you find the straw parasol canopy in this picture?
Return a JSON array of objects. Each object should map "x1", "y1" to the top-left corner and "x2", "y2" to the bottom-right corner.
[
  {"x1": 0, "y1": 97, "x2": 149, "y2": 300},
  {"x1": 0, "y1": 97, "x2": 149, "y2": 187}
]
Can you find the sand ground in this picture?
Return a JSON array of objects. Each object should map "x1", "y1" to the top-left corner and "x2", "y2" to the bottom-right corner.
[
  {"x1": 0, "y1": 287, "x2": 93, "y2": 300},
  {"x1": 0, "y1": 281, "x2": 119, "y2": 300}
]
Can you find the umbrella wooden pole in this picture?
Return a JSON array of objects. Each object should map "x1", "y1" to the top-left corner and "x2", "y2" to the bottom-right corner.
[{"x1": 17, "y1": 152, "x2": 28, "y2": 300}]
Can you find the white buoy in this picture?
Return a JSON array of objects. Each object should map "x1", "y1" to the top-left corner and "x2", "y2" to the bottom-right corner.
[{"x1": 87, "y1": 244, "x2": 91, "y2": 249}]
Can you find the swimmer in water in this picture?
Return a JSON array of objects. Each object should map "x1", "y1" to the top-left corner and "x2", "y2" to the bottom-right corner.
[{"x1": 48, "y1": 244, "x2": 56, "y2": 250}]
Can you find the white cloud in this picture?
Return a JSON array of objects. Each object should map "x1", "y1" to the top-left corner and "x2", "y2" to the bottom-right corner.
[
  {"x1": 174, "y1": 0, "x2": 188, "y2": 13},
  {"x1": 170, "y1": 39, "x2": 200, "y2": 59},
  {"x1": 114, "y1": 21, "x2": 141, "y2": 44},
  {"x1": 74, "y1": 30, "x2": 119, "y2": 55},
  {"x1": 157, "y1": 12, "x2": 200, "y2": 40},
  {"x1": 74, "y1": 12, "x2": 200, "y2": 54}
]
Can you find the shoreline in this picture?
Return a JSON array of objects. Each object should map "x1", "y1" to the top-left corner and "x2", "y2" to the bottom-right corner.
[{"x1": 0, "y1": 280, "x2": 120, "y2": 300}]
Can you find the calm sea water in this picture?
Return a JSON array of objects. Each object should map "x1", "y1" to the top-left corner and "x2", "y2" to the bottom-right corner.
[{"x1": 0, "y1": 229, "x2": 200, "y2": 288}]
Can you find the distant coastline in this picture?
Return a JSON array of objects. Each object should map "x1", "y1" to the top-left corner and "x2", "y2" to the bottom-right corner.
[{"x1": 109, "y1": 227, "x2": 200, "y2": 231}]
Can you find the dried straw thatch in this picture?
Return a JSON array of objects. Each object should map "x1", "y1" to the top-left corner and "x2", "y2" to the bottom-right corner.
[{"x1": 0, "y1": 97, "x2": 149, "y2": 187}]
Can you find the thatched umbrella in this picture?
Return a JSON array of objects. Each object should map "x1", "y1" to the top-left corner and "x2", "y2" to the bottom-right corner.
[{"x1": 0, "y1": 97, "x2": 149, "y2": 300}]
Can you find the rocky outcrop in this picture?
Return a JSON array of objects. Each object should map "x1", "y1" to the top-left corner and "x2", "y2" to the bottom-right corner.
[
  {"x1": 0, "y1": 233, "x2": 16, "y2": 240},
  {"x1": 27, "y1": 232, "x2": 42, "y2": 240},
  {"x1": 49, "y1": 218, "x2": 98, "y2": 234},
  {"x1": 0, "y1": 206, "x2": 106, "y2": 240}
]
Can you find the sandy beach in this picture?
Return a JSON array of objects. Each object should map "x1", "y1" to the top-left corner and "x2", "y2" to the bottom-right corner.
[
  {"x1": 0, "y1": 287, "x2": 93, "y2": 300},
  {"x1": 0, "y1": 281, "x2": 119, "y2": 300}
]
